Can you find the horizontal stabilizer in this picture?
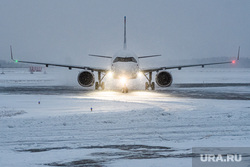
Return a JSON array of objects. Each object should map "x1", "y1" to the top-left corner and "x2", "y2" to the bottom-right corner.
[
  {"x1": 88, "y1": 54, "x2": 112, "y2": 59},
  {"x1": 138, "y1": 55, "x2": 161, "y2": 59}
]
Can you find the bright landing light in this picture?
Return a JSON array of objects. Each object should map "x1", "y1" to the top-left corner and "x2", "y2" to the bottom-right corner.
[
  {"x1": 232, "y1": 60, "x2": 236, "y2": 64},
  {"x1": 137, "y1": 72, "x2": 143, "y2": 77},
  {"x1": 107, "y1": 71, "x2": 113, "y2": 77},
  {"x1": 120, "y1": 77, "x2": 127, "y2": 85}
]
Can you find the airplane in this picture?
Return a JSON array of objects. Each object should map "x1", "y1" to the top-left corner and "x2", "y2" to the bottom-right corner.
[{"x1": 10, "y1": 16, "x2": 240, "y2": 93}]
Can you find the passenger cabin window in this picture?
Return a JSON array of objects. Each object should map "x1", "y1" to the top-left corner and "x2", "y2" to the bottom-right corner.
[{"x1": 113, "y1": 57, "x2": 137, "y2": 63}]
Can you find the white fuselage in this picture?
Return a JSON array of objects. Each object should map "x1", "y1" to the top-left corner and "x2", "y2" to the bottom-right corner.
[{"x1": 111, "y1": 50, "x2": 139, "y2": 79}]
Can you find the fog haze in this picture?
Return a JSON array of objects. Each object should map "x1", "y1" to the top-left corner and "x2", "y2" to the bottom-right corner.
[{"x1": 0, "y1": 0, "x2": 249, "y2": 67}]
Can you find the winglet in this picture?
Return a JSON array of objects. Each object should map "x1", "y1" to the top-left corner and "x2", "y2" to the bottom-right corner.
[
  {"x1": 232, "y1": 46, "x2": 240, "y2": 64},
  {"x1": 10, "y1": 45, "x2": 14, "y2": 60},
  {"x1": 237, "y1": 46, "x2": 240, "y2": 61},
  {"x1": 10, "y1": 45, "x2": 18, "y2": 62}
]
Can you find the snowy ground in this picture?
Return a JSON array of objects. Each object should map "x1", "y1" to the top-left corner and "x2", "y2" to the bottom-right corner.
[{"x1": 0, "y1": 68, "x2": 250, "y2": 167}]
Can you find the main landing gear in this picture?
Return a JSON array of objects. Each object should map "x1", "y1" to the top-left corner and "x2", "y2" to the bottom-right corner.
[
  {"x1": 95, "y1": 71, "x2": 105, "y2": 90},
  {"x1": 144, "y1": 72, "x2": 155, "y2": 90}
]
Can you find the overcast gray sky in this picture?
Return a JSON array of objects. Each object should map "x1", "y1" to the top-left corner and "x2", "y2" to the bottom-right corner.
[{"x1": 0, "y1": 0, "x2": 249, "y2": 67}]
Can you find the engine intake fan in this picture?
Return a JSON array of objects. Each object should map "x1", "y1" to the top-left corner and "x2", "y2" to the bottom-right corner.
[
  {"x1": 77, "y1": 71, "x2": 95, "y2": 87},
  {"x1": 155, "y1": 71, "x2": 172, "y2": 87}
]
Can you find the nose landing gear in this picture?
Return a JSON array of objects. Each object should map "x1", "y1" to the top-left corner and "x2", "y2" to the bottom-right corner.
[{"x1": 122, "y1": 85, "x2": 128, "y2": 93}]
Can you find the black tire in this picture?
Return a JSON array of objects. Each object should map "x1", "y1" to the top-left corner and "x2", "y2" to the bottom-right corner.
[
  {"x1": 151, "y1": 82, "x2": 155, "y2": 90},
  {"x1": 101, "y1": 82, "x2": 105, "y2": 90},
  {"x1": 122, "y1": 87, "x2": 128, "y2": 93},
  {"x1": 145, "y1": 82, "x2": 149, "y2": 90},
  {"x1": 95, "y1": 82, "x2": 99, "y2": 90}
]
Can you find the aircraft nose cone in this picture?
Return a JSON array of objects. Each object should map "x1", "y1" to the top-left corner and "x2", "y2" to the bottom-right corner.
[{"x1": 112, "y1": 63, "x2": 138, "y2": 79}]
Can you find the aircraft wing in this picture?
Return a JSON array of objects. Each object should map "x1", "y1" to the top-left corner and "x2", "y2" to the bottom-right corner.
[
  {"x1": 10, "y1": 46, "x2": 109, "y2": 72},
  {"x1": 140, "y1": 61, "x2": 235, "y2": 73},
  {"x1": 141, "y1": 47, "x2": 240, "y2": 73}
]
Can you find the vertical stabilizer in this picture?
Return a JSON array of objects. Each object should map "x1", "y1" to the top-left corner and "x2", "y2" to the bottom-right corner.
[{"x1": 123, "y1": 16, "x2": 127, "y2": 50}]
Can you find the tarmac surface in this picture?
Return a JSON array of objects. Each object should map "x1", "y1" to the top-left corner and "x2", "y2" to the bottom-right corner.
[{"x1": 1, "y1": 83, "x2": 250, "y2": 100}]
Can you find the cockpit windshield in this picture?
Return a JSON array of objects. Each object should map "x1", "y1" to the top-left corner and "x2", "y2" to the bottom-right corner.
[{"x1": 113, "y1": 57, "x2": 137, "y2": 63}]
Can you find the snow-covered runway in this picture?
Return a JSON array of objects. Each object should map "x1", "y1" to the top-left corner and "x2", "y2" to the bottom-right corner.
[{"x1": 0, "y1": 68, "x2": 250, "y2": 167}]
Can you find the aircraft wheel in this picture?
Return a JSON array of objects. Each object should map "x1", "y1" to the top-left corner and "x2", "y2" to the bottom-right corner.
[
  {"x1": 101, "y1": 82, "x2": 105, "y2": 90},
  {"x1": 151, "y1": 82, "x2": 155, "y2": 90},
  {"x1": 95, "y1": 82, "x2": 99, "y2": 90},
  {"x1": 122, "y1": 87, "x2": 128, "y2": 93},
  {"x1": 145, "y1": 82, "x2": 149, "y2": 90},
  {"x1": 125, "y1": 87, "x2": 128, "y2": 93}
]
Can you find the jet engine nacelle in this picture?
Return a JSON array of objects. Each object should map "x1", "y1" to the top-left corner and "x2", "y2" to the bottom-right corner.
[
  {"x1": 77, "y1": 71, "x2": 95, "y2": 87},
  {"x1": 155, "y1": 71, "x2": 173, "y2": 87}
]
